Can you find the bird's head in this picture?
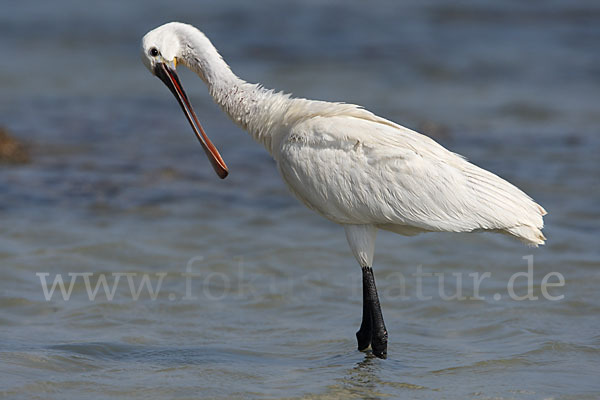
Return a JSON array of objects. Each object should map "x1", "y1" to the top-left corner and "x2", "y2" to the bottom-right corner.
[
  {"x1": 141, "y1": 23, "x2": 182, "y2": 74},
  {"x1": 141, "y1": 22, "x2": 228, "y2": 179}
]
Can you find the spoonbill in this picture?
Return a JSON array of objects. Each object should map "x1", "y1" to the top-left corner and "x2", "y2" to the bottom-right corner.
[{"x1": 141, "y1": 22, "x2": 546, "y2": 359}]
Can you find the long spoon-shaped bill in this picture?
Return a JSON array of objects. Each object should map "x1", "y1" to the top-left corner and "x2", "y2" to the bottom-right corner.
[{"x1": 155, "y1": 62, "x2": 228, "y2": 179}]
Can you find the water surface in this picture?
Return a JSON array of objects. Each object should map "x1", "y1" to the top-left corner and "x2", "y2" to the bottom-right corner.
[{"x1": 1, "y1": 1, "x2": 599, "y2": 399}]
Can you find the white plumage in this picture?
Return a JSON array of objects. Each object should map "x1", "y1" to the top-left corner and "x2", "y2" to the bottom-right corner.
[
  {"x1": 142, "y1": 22, "x2": 546, "y2": 248},
  {"x1": 280, "y1": 113, "x2": 546, "y2": 245},
  {"x1": 142, "y1": 22, "x2": 547, "y2": 358}
]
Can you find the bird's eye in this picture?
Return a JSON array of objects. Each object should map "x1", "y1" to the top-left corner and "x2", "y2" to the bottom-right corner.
[{"x1": 149, "y1": 48, "x2": 159, "y2": 57}]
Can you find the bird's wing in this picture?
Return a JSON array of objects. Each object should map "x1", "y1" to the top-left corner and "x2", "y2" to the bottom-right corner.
[{"x1": 277, "y1": 112, "x2": 546, "y2": 245}]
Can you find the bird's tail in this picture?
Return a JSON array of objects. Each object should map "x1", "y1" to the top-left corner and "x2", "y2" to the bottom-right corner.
[
  {"x1": 505, "y1": 204, "x2": 547, "y2": 247},
  {"x1": 506, "y1": 224, "x2": 546, "y2": 247}
]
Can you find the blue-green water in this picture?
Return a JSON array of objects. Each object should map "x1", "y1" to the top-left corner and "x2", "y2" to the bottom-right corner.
[{"x1": 1, "y1": 1, "x2": 599, "y2": 399}]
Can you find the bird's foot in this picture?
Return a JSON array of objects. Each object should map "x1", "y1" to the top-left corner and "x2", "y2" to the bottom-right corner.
[
  {"x1": 371, "y1": 329, "x2": 388, "y2": 359},
  {"x1": 356, "y1": 329, "x2": 372, "y2": 352},
  {"x1": 356, "y1": 326, "x2": 387, "y2": 358}
]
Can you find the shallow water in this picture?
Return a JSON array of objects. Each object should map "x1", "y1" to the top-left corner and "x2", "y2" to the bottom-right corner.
[{"x1": 1, "y1": 0, "x2": 599, "y2": 399}]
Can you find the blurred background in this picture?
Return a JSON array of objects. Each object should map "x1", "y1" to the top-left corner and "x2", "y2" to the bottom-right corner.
[{"x1": 1, "y1": 0, "x2": 599, "y2": 399}]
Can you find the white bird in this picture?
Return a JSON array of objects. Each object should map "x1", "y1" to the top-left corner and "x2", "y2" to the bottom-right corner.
[{"x1": 142, "y1": 22, "x2": 547, "y2": 359}]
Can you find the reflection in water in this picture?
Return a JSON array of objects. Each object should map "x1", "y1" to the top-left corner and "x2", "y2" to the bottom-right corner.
[
  {"x1": 344, "y1": 356, "x2": 383, "y2": 398},
  {"x1": 336, "y1": 354, "x2": 429, "y2": 399}
]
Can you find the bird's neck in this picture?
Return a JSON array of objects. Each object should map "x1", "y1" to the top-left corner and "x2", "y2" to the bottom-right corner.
[
  {"x1": 179, "y1": 34, "x2": 296, "y2": 155},
  {"x1": 208, "y1": 77, "x2": 295, "y2": 155}
]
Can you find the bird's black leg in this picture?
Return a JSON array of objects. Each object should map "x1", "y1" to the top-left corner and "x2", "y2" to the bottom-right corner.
[
  {"x1": 356, "y1": 269, "x2": 373, "y2": 351},
  {"x1": 361, "y1": 266, "x2": 388, "y2": 359},
  {"x1": 344, "y1": 224, "x2": 386, "y2": 358}
]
